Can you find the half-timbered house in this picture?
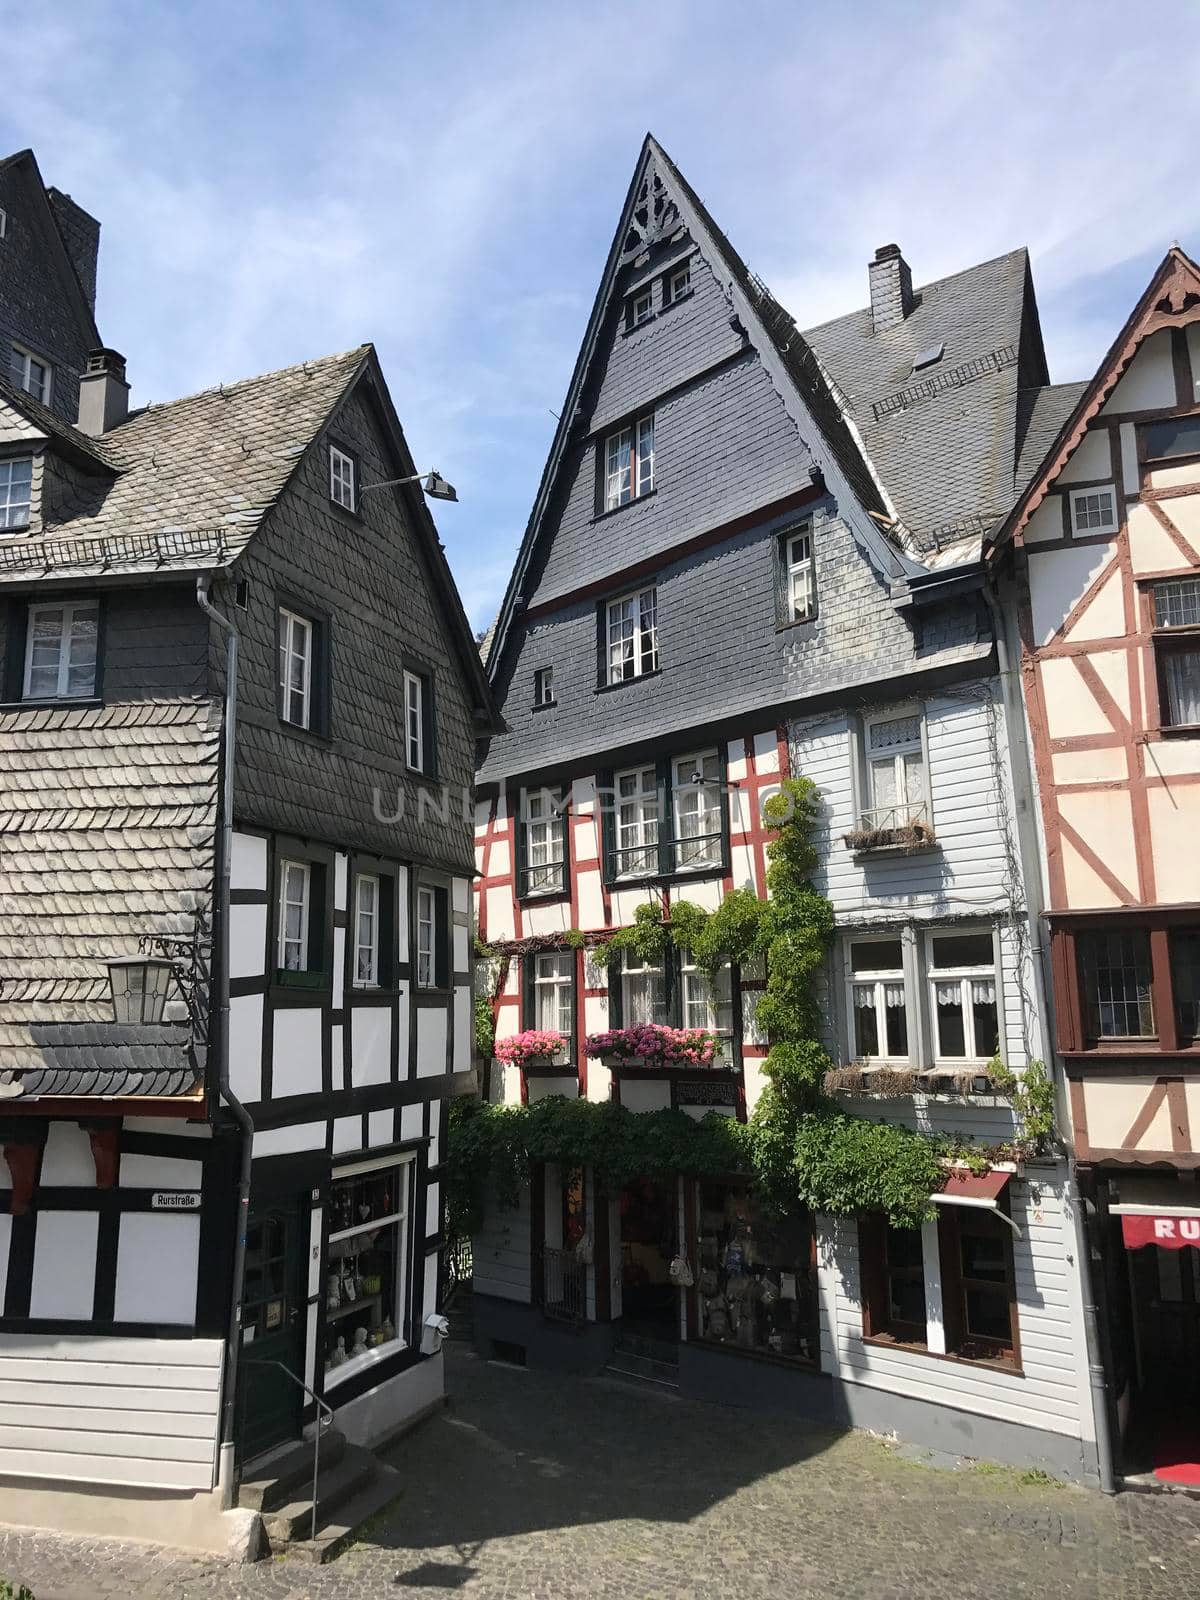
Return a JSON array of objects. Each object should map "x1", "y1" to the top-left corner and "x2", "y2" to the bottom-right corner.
[
  {"x1": 0, "y1": 161, "x2": 494, "y2": 1551},
  {"x1": 990, "y1": 245, "x2": 1200, "y2": 1485},
  {"x1": 472, "y1": 137, "x2": 1099, "y2": 1483}
]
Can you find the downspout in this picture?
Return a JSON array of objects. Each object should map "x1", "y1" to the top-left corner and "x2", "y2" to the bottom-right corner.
[
  {"x1": 983, "y1": 579, "x2": 1116, "y2": 1494},
  {"x1": 197, "y1": 572, "x2": 254, "y2": 1504}
]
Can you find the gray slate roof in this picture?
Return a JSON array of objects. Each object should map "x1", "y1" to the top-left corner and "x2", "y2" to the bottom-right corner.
[
  {"x1": 0, "y1": 1023, "x2": 197, "y2": 1100},
  {"x1": 1014, "y1": 381, "x2": 1089, "y2": 491},
  {"x1": 0, "y1": 699, "x2": 218, "y2": 1099},
  {"x1": 0, "y1": 346, "x2": 368, "y2": 582},
  {"x1": 806, "y1": 249, "x2": 1035, "y2": 559}
]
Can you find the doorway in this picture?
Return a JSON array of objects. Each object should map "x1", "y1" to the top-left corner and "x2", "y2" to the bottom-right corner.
[
  {"x1": 618, "y1": 1179, "x2": 680, "y2": 1343},
  {"x1": 238, "y1": 1196, "x2": 309, "y2": 1462},
  {"x1": 1119, "y1": 1237, "x2": 1200, "y2": 1485}
]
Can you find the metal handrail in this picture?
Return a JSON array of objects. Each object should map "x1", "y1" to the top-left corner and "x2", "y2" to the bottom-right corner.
[
  {"x1": 856, "y1": 801, "x2": 930, "y2": 831},
  {"x1": 244, "y1": 1359, "x2": 334, "y2": 1542}
]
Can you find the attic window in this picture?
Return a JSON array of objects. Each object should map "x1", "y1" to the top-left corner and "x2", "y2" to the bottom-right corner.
[
  {"x1": 329, "y1": 444, "x2": 357, "y2": 513},
  {"x1": 629, "y1": 289, "x2": 653, "y2": 329},
  {"x1": 911, "y1": 344, "x2": 944, "y2": 374},
  {"x1": 0, "y1": 209, "x2": 7, "y2": 240},
  {"x1": 0, "y1": 457, "x2": 33, "y2": 531},
  {"x1": 11, "y1": 344, "x2": 51, "y2": 406}
]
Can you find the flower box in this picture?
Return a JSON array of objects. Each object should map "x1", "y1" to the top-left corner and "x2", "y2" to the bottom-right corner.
[
  {"x1": 585, "y1": 1023, "x2": 720, "y2": 1069},
  {"x1": 494, "y1": 1029, "x2": 569, "y2": 1070}
]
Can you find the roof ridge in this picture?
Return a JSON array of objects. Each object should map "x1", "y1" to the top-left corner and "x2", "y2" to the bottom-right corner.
[
  {"x1": 804, "y1": 245, "x2": 1031, "y2": 337},
  {"x1": 123, "y1": 342, "x2": 372, "y2": 422}
]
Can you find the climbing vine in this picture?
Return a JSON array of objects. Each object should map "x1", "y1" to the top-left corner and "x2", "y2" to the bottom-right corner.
[{"x1": 456, "y1": 776, "x2": 1053, "y2": 1237}]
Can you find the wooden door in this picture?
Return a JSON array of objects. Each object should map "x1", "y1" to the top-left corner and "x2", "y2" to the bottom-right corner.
[{"x1": 239, "y1": 1197, "x2": 309, "y2": 1461}]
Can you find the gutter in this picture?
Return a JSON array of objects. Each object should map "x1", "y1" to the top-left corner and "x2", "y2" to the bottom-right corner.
[
  {"x1": 982, "y1": 582, "x2": 1116, "y2": 1495},
  {"x1": 196, "y1": 572, "x2": 254, "y2": 1501}
]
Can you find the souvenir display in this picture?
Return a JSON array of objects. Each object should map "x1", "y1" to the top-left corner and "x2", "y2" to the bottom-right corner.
[
  {"x1": 695, "y1": 1181, "x2": 818, "y2": 1365},
  {"x1": 321, "y1": 1166, "x2": 407, "y2": 1377}
]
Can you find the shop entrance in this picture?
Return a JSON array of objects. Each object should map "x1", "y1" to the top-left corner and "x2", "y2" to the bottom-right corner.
[
  {"x1": 238, "y1": 1196, "x2": 309, "y2": 1463},
  {"x1": 618, "y1": 1179, "x2": 680, "y2": 1343}
]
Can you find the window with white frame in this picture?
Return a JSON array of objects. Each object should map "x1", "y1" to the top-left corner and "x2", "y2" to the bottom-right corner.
[
  {"x1": 0, "y1": 457, "x2": 33, "y2": 531},
  {"x1": 0, "y1": 209, "x2": 7, "y2": 240},
  {"x1": 278, "y1": 859, "x2": 311, "y2": 972},
  {"x1": 1069, "y1": 484, "x2": 1117, "y2": 535},
  {"x1": 606, "y1": 585, "x2": 658, "y2": 682},
  {"x1": 667, "y1": 262, "x2": 691, "y2": 304},
  {"x1": 323, "y1": 1154, "x2": 411, "y2": 1384},
  {"x1": 613, "y1": 764, "x2": 659, "y2": 877},
  {"x1": 354, "y1": 873, "x2": 380, "y2": 986},
  {"x1": 23, "y1": 602, "x2": 98, "y2": 700},
  {"x1": 533, "y1": 665, "x2": 555, "y2": 707},
  {"x1": 783, "y1": 524, "x2": 816, "y2": 622},
  {"x1": 630, "y1": 288, "x2": 653, "y2": 326},
  {"x1": 416, "y1": 885, "x2": 437, "y2": 988},
  {"x1": 531, "y1": 950, "x2": 574, "y2": 1040},
  {"x1": 278, "y1": 607, "x2": 314, "y2": 729},
  {"x1": 522, "y1": 788, "x2": 565, "y2": 895},
  {"x1": 621, "y1": 950, "x2": 668, "y2": 1025},
  {"x1": 604, "y1": 414, "x2": 654, "y2": 510},
  {"x1": 403, "y1": 668, "x2": 429, "y2": 771},
  {"x1": 329, "y1": 444, "x2": 357, "y2": 512},
  {"x1": 680, "y1": 953, "x2": 733, "y2": 1057},
  {"x1": 847, "y1": 937, "x2": 908, "y2": 1060},
  {"x1": 1152, "y1": 578, "x2": 1200, "y2": 730},
  {"x1": 11, "y1": 344, "x2": 51, "y2": 405},
  {"x1": 864, "y1": 711, "x2": 927, "y2": 829},
  {"x1": 672, "y1": 750, "x2": 723, "y2": 870},
  {"x1": 927, "y1": 929, "x2": 999, "y2": 1061}
]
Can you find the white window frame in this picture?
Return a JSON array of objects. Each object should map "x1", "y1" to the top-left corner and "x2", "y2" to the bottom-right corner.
[
  {"x1": 785, "y1": 525, "x2": 816, "y2": 622},
  {"x1": 11, "y1": 343, "x2": 51, "y2": 405},
  {"x1": 0, "y1": 209, "x2": 7, "y2": 240},
  {"x1": 680, "y1": 953, "x2": 733, "y2": 1059},
  {"x1": 863, "y1": 709, "x2": 928, "y2": 830},
  {"x1": 533, "y1": 665, "x2": 554, "y2": 706},
  {"x1": 667, "y1": 263, "x2": 691, "y2": 303},
  {"x1": 926, "y1": 928, "x2": 1000, "y2": 1063},
  {"x1": 604, "y1": 414, "x2": 654, "y2": 510},
  {"x1": 353, "y1": 873, "x2": 381, "y2": 987},
  {"x1": 325, "y1": 1152, "x2": 412, "y2": 1389},
  {"x1": 22, "y1": 601, "x2": 99, "y2": 701},
  {"x1": 523, "y1": 789, "x2": 565, "y2": 896},
  {"x1": 672, "y1": 749, "x2": 723, "y2": 871},
  {"x1": 416, "y1": 885, "x2": 437, "y2": 989},
  {"x1": 613, "y1": 764, "x2": 659, "y2": 878},
  {"x1": 846, "y1": 936, "x2": 910, "y2": 1063},
  {"x1": 329, "y1": 445, "x2": 357, "y2": 512},
  {"x1": 404, "y1": 669, "x2": 426, "y2": 771},
  {"x1": 0, "y1": 456, "x2": 32, "y2": 532},
  {"x1": 606, "y1": 585, "x2": 658, "y2": 683},
  {"x1": 631, "y1": 288, "x2": 653, "y2": 326},
  {"x1": 278, "y1": 608, "x2": 314, "y2": 729},
  {"x1": 532, "y1": 951, "x2": 574, "y2": 1041},
  {"x1": 1069, "y1": 484, "x2": 1118, "y2": 536},
  {"x1": 621, "y1": 950, "x2": 668, "y2": 1026},
  {"x1": 278, "y1": 859, "x2": 311, "y2": 972}
]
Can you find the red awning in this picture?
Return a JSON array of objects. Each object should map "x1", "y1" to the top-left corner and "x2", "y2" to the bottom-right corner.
[
  {"x1": 1110, "y1": 1179, "x2": 1200, "y2": 1250},
  {"x1": 1121, "y1": 1215, "x2": 1200, "y2": 1251},
  {"x1": 929, "y1": 1168, "x2": 1019, "y2": 1235}
]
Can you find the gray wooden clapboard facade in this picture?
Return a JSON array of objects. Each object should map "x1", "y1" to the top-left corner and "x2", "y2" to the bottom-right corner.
[
  {"x1": 472, "y1": 136, "x2": 1099, "y2": 1483},
  {"x1": 0, "y1": 152, "x2": 494, "y2": 1550}
]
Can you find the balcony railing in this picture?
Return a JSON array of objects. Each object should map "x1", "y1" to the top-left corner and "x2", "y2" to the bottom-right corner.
[
  {"x1": 843, "y1": 802, "x2": 935, "y2": 854},
  {"x1": 542, "y1": 1245, "x2": 586, "y2": 1325},
  {"x1": 609, "y1": 829, "x2": 724, "y2": 880}
]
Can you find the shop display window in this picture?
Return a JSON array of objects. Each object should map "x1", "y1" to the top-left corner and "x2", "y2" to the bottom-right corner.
[
  {"x1": 323, "y1": 1154, "x2": 411, "y2": 1386},
  {"x1": 694, "y1": 1182, "x2": 819, "y2": 1364}
]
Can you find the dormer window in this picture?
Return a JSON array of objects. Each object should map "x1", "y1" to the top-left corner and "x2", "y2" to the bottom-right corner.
[
  {"x1": 329, "y1": 444, "x2": 357, "y2": 512},
  {"x1": 604, "y1": 414, "x2": 654, "y2": 510},
  {"x1": 11, "y1": 345, "x2": 51, "y2": 406},
  {"x1": 0, "y1": 457, "x2": 32, "y2": 531},
  {"x1": 667, "y1": 263, "x2": 691, "y2": 304}
]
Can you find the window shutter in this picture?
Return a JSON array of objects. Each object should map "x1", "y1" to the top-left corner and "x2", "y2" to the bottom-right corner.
[
  {"x1": 521, "y1": 952, "x2": 535, "y2": 1031},
  {"x1": 597, "y1": 768, "x2": 616, "y2": 884},
  {"x1": 719, "y1": 754, "x2": 733, "y2": 872},
  {"x1": 936, "y1": 1212, "x2": 963, "y2": 1353},
  {"x1": 514, "y1": 788, "x2": 528, "y2": 898},
  {"x1": 667, "y1": 943, "x2": 682, "y2": 1028},
  {"x1": 607, "y1": 955, "x2": 624, "y2": 1028},
  {"x1": 380, "y1": 872, "x2": 396, "y2": 987},
  {"x1": 595, "y1": 602, "x2": 608, "y2": 688},
  {"x1": 857, "y1": 1213, "x2": 888, "y2": 1338},
  {"x1": 773, "y1": 532, "x2": 789, "y2": 626},
  {"x1": 555, "y1": 790, "x2": 570, "y2": 893},
  {"x1": 315, "y1": 619, "x2": 332, "y2": 737},
  {"x1": 5, "y1": 601, "x2": 28, "y2": 700},
  {"x1": 434, "y1": 887, "x2": 450, "y2": 989},
  {"x1": 309, "y1": 862, "x2": 329, "y2": 976},
  {"x1": 423, "y1": 672, "x2": 437, "y2": 777},
  {"x1": 656, "y1": 757, "x2": 672, "y2": 878}
]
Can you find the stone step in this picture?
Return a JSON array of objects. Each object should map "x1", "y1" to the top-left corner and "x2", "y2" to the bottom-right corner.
[
  {"x1": 239, "y1": 1426, "x2": 347, "y2": 1513},
  {"x1": 262, "y1": 1443, "x2": 377, "y2": 1545},
  {"x1": 285, "y1": 1461, "x2": 405, "y2": 1564},
  {"x1": 613, "y1": 1332, "x2": 679, "y2": 1364},
  {"x1": 604, "y1": 1351, "x2": 680, "y2": 1389}
]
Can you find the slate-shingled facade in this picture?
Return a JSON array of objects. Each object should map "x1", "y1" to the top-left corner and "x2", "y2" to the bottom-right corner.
[
  {"x1": 473, "y1": 137, "x2": 1100, "y2": 1485},
  {"x1": 0, "y1": 163, "x2": 496, "y2": 1553}
]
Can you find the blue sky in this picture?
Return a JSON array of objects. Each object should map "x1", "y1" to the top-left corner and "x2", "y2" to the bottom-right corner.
[{"x1": 8, "y1": 0, "x2": 1200, "y2": 630}]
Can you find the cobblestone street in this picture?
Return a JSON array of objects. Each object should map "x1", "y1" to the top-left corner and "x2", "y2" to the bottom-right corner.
[{"x1": 3, "y1": 1341, "x2": 1199, "y2": 1600}]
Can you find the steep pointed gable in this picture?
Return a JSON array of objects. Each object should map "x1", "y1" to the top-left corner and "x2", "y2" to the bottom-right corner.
[
  {"x1": 993, "y1": 247, "x2": 1200, "y2": 551},
  {"x1": 486, "y1": 136, "x2": 909, "y2": 677},
  {"x1": 0, "y1": 148, "x2": 100, "y2": 349}
]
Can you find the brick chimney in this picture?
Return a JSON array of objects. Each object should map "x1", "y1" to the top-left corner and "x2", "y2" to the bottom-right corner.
[
  {"x1": 77, "y1": 347, "x2": 129, "y2": 435},
  {"x1": 869, "y1": 244, "x2": 915, "y2": 332},
  {"x1": 46, "y1": 187, "x2": 100, "y2": 315}
]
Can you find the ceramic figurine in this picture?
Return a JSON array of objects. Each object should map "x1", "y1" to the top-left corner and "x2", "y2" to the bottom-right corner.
[
  {"x1": 329, "y1": 1336, "x2": 347, "y2": 1368},
  {"x1": 381, "y1": 1316, "x2": 395, "y2": 1344},
  {"x1": 352, "y1": 1325, "x2": 370, "y2": 1356}
]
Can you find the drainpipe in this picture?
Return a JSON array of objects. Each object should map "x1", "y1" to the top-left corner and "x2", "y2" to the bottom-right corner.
[
  {"x1": 196, "y1": 572, "x2": 254, "y2": 1504},
  {"x1": 983, "y1": 579, "x2": 1116, "y2": 1494}
]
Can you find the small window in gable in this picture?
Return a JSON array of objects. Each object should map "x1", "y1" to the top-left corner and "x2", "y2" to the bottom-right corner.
[
  {"x1": 329, "y1": 444, "x2": 357, "y2": 512},
  {"x1": 666, "y1": 262, "x2": 691, "y2": 304},
  {"x1": 1069, "y1": 484, "x2": 1117, "y2": 535},
  {"x1": 630, "y1": 288, "x2": 653, "y2": 327},
  {"x1": 11, "y1": 344, "x2": 51, "y2": 405},
  {"x1": 533, "y1": 665, "x2": 555, "y2": 707},
  {"x1": 0, "y1": 457, "x2": 33, "y2": 532},
  {"x1": 777, "y1": 523, "x2": 816, "y2": 623},
  {"x1": 278, "y1": 607, "x2": 315, "y2": 730},
  {"x1": 604, "y1": 415, "x2": 654, "y2": 510},
  {"x1": 605, "y1": 585, "x2": 658, "y2": 683},
  {"x1": 404, "y1": 666, "x2": 434, "y2": 773},
  {"x1": 0, "y1": 209, "x2": 8, "y2": 240}
]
